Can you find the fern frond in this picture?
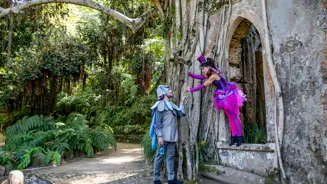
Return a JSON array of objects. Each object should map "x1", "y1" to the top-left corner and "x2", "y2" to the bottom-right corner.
[
  {"x1": 17, "y1": 152, "x2": 31, "y2": 170},
  {"x1": 89, "y1": 128, "x2": 116, "y2": 152},
  {"x1": 84, "y1": 142, "x2": 94, "y2": 158},
  {"x1": 45, "y1": 141, "x2": 70, "y2": 155},
  {"x1": 5, "y1": 115, "x2": 54, "y2": 137},
  {"x1": 52, "y1": 152, "x2": 61, "y2": 165},
  {"x1": 0, "y1": 152, "x2": 16, "y2": 169},
  {"x1": 65, "y1": 113, "x2": 88, "y2": 130},
  {"x1": 17, "y1": 147, "x2": 44, "y2": 170},
  {"x1": 44, "y1": 150, "x2": 61, "y2": 166},
  {"x1": 29, "y1": 131, "x2": 48, "y2": 148}
]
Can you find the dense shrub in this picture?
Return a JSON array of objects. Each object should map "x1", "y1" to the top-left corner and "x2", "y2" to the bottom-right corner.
[
  {"x1": 98, "y1": 95, "x2": 156, "y2": 127},
  {"x1": 2, "y1": 113, "x2": 116, "y2": 169}
]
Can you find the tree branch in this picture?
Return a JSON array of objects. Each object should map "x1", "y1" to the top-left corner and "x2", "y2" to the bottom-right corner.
[
  {"x1": 0, "y1": 0, "x2": 149, "y2": 32},
  {"x1": 262, "y1": 0, "x2": 285, "y2": 180},
  {"x1": 170, "y1": 23, "x2": 199, "y2": 66}
]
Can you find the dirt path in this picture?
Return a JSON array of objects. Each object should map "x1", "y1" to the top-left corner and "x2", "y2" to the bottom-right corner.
[
  {"x1": 36, "y1": 143, "x2": 144, "y2": 174},
  {"x1": 30, "y1": 143, "x2": 219, "y2": 184},
  {"x1": 31, "y1": 143, "x2": 152, "y2": 184}
]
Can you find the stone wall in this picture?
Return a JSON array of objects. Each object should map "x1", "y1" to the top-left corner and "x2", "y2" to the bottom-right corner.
[
  {"x1": 200, "y1": 0, "x2": 277, "y2": 177},
  {"x1": 200, "y1": 0, "x2": 327, "y2": 183},
  {"x1": 267, "y1": 0, "x2": 327, "y2": 183}
]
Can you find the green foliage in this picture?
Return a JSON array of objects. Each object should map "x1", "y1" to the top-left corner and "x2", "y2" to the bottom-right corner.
[
  {"x1": 17, "y1": 147, "x2": 44, "y2": 170},
  {"x1": 0, "y1": 85, "x2": 10, "y2": 109},
  {"x1": 121, "y1": 74, "x2": 139, "y2": 105},
  {"x1": 199, "y1": 164, "x2": 222, "y2": 175},
  {"x1": 0, "y1": 151, "x2": 16, "y2": 169},
  {"x1": 17, "y1": 147, "x2": 61, "y2": 170},
  {"x1": 56, "y1": 93, "x2": 91, "y2": 117},
  {"x1": 9, "y1": 28, "x2": 95, "y2": 84},
  {"x1": 44, "y1": 150, "x2": 61, "y2": 166},
  {"x1": 198, "y1": 140, "x2": 207, "y2": 162},
  {"x1": 90, "y1": 127, "x2": 117, "y2": 151},
  {"x1": 112, "y1": 124, "x2": 146, "y2": 134},
  {"x1": 1, "y1": 0, "x2": 164, "y2": 170},
  {"x1": 0, "y1": 113, "x2": 8, "y2": 129},
  {"x1": 3, "y1": 114, "x2": 116, "y2": 169},
  {"x1": 0, "y1": 0, "x2": 164, "y2": 116},
  {"x1": 56, "y1": 87, "x2": 103, "y2": 120},
  {"x1": 92, "y1": 95, "x2": 155, "y2": 137},
  {"x1": 5, "y1": 115, "x2": 55, "y2": 136},
  {"x1": 108, "y1": 95, "x2": 156, "y2": 126},
  {"x1": 4, "y1": 116, "x2": 55, "y2": 152},
  {"x1": 140, "y1": 133, "x2": 156, "y2": 162},
  {"x1": 183, "y1": 180, "x2": 204, "y2": 184},
  {"x1": 243, "y1": 123, "x2": 267, "y2": 144},
  {"x1": 210, "y1": 0, "x2": 229, "y2": 15},
  {"x1": 47, "y1": 113, "x2": 116, "y2": 157}
]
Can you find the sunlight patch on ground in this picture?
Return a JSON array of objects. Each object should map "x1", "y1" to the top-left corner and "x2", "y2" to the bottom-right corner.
[
  {"x1": 117, "y1": 148, "x2": 142, "y2": 154},
  {"x1": 102, "y1": 155, "x2": 143, "y2": 164}
]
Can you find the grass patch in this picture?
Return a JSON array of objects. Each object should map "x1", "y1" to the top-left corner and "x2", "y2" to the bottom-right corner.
[
  {"x1": 183, "y1": 180, "x2": 204, "y2": 184},
  {"x1": 199, "y1": 164, "x2": 222, "y2": 175},
  {"x1": 265, "y1": 169, "x2": 280, "y2": 184},
  {"x1": 243, "y1": 123, "x2": 267, "y2": 144}
]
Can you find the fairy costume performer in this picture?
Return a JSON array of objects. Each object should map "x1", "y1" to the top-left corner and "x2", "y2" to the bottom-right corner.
[{"x1": 188, "y1": 55, "x2": 246, "y2": 146}]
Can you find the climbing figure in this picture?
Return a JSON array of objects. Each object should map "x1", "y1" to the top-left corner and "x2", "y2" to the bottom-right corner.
[
  {"x1": 150, "y1": 85, "x2": 185, "y2": 184},
  {"x1": 188, "y1": 54, "x2": 246, "y2": 146}
]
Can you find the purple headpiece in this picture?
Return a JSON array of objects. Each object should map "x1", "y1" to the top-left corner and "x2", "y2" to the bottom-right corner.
[
  {"x1": 196, "y1": 54, "x2": 206, "y2": 64},
  {"x1": 196, "y1": 54, "x2": 226, "y2": 81}
]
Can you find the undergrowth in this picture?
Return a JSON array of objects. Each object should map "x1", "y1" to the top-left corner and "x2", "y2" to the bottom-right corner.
[{"x1": 2, "y1": 113, "x2": 116, "y2": 170}]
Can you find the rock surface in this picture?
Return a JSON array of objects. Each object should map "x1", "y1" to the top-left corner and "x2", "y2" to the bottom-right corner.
[{"x1": 2, "y1": 170, "x2": 24, "y2": 184}]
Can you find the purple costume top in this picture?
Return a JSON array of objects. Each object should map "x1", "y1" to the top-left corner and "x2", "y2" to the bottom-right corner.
[{"x1": 213, "y1": 78, "x2": 226, "y2": 89}]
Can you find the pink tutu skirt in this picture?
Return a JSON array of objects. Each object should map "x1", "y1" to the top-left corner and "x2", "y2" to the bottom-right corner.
[{"x1": 213, "y1": 82, "x2": 246, "y2": 115}]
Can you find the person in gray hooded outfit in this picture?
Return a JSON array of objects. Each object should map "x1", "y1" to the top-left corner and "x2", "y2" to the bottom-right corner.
[{"x1": 151, "y1": 85, "x2": 185, "y2": 184}]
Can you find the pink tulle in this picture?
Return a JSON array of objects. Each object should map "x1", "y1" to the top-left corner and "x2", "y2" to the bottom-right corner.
[{"x1": 213, "y1": 83, "x2": 246, "y2": 115}]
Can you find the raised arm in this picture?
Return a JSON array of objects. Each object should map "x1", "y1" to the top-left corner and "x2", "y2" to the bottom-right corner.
[
  {"x1": 189, "y1": 74, "x2": 220, "y2": 92},
  {"x1": 177, "y1": 101, "x2": 185, "y2": 117},
  {"x1": 188, "y1": 72, "x2": 206, "y2": 80}
]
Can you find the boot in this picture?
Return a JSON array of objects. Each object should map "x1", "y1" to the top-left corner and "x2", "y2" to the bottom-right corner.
[
  {"x1": 229, "y1": 136, "x2": 237, "y2": 146},
  {"x1": 236, "y1": 136, "x2": 243, "y2": 147},
  {"x1": 168, "y1": 179, "x2": 183, "y2": 184},
  {"x1": 154, "y1": 180, "x2": 162, "y2": 184}
]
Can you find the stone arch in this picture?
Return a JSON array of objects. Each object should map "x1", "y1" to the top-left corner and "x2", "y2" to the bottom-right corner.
[
  {"x1": 224, "y1": 12, "x2": 276, "y2": 143},
  {"x1": 226, "y1": 12, "x2": 266, "y2": 51}
]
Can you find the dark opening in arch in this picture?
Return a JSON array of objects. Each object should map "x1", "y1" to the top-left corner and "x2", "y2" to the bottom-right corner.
[{"x1": 228, "y1": 18, "x2": 266, "y2": 144}]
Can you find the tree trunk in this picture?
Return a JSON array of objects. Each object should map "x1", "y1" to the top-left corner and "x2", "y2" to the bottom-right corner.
[
  {"x1": 155, "y1": 0, "x2": 234, "y2": 180},
  {"x1": 49, "y1": 72, "x2": 57, "y2": 113},
  {"x1": 7, "y1": 12, "x2": 13, "y2": 66}
]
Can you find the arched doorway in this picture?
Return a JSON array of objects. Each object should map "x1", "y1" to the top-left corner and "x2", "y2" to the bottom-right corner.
[{"x1": 228, "y1": 18, "x2": 266, "y2": 143}]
